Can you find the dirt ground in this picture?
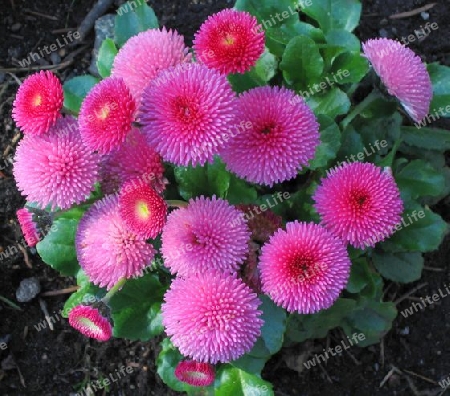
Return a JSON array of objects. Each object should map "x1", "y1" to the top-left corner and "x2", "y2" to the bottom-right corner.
[{"x1": 0, "y1": 1, "x2": 449, "y2": 395}]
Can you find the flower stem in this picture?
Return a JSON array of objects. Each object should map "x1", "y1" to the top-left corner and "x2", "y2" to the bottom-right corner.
[
  {"x1": 0, "y1": 295, "x2": 22, "y2": 310},
  {"x1": 166, "y1": 200, "x2": 188, "y2": 208},
  {"x1": 340, "y1": 90, "x2": 381, "y2": 130},
  {"x1": 102, "y1": 277, "x2": 127, "y2": 303}
]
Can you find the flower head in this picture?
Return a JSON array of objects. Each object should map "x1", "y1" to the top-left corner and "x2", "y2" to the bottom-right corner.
[
  {"x1": 175, "y1": 361, "x2": 215, "y2": 387},
  {"x1": 13, "y1": 116, "x2": 99, "y2": 210},
  {"x1": 259, "y1": 221, "x2": 351, "y2": 314},
  {"x1": 16, "y1": 208, "x2": 40, "y2": 247},
  {"x1": 236, "y1": 204, "x2": 282, "y2": 243},
  {"x1": 362, "y1": 38, "x2": 432, "y2": 122},
  {"x1": 239, "y1": 241, "x2": 262, "y2": 293},
  {"x1": 119, "y1": 180, "x2": 167, "y2": 239},
  {"x1": 221, "y1": 86, "x2": 319, "y2": 186},
  {"x1": 139, "y1": 63, "x2": 237, "y2": 166},
  {"x1": 194, "y1": 9, "x2": 264, "y2": 74},
  {"x1": 79, "y1": 77, "x2": 136, "y2": 154},
  {"x1": 161, "y1": 196, "x2": 250, "y2": 277},
  {"x1": 76, "y1": 195, "x2": 155, "y2": 289},
  {"x1": 112, "y1": 27, "x2": 191, "y2": 105},
  {"x1": 12, "y1": 70, "x2": 63, "y2": 135},
  {"x1": 68, "y1": 305, "x2": 112, "y2": 342},
  {"x1": 313, "y1": 162, "x2": 403, "y2": 249},
  {"x1": 162, "y1": 270, "x2": 263, "y2": 363}
]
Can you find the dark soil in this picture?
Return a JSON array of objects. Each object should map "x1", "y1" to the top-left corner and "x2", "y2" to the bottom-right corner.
[{"x1": 0, "y1": 1, "x2": 449, "y2": 395}]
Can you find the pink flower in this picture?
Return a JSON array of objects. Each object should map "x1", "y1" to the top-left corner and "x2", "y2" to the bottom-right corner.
[
  {"x1": 118, "y1": 180, "x2": 167, "y2": 239},
  {"x1": 99, "y1": 127, "x2": 165, "y2": 195},
  {"x1": 194, "y1": 9, "x2": 264, "y2": 74},
  {"x1": 313, "y1": 162, "x2": 403, "y2": 249},
  {"x1": 139, "y1": 63, "x2": 237, "y2": 166},
  {"x1": 112, "y1": 27, "x2": 191, "y2": 105},
  {"x1": 362, "y1": 38, "x2": 432, "y2": 122},
  {"x1": 161, "y1": 196, "x2": 250, "y2": 277},
  {"x1": 221, "y1": 86, "x2": 319, "y2": 186},
  {"x1": 79, "y1": 77, "x2": 136, "y2": 154},
  {"x1": 12, "y1": 71, "x2": 63, "y2": 135},
  {"x1": 236, "y1": 204, "x2": 282, "y2": 243},
  {"x1": 68, "y1": 305, "x2": 112, "y2": 342},
  {"x1": 16, "y1": 208, "x2": 40, "y2": 247},
  {"x1": 174, "y1": 360, "x2": 215, "y2": 387},
  {"x1": 76, "y1": 195, "x2": 155, "y2": 290},
  {"x1": 162, "y1": 270, "x2": 263, "y2": 363},
  {"x1": 259, "y1": 221, "x2": 351, "y2": 314},
  {"x1": 13, "y1": 116, "x2": 99, "y2": 210}
]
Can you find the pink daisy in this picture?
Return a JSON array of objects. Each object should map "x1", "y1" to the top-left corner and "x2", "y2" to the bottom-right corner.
[
  {"x1": 193, "y1": 9, "x2": 264, "y2": 74},
  {"x1": 259, "y1": 221, "x2": 351, "y2": 314},
  {"x1": 118, "y1": 180, "x2": 167, "y2": 239},
  {"x1": 236, "y1": 204, "x2": 282, "y2": 243},
  {"x1": 162, "y1": 270, "x2": 263, "y2": 363},
  {"x1": 76, "y1": 195, "x2": 155, "y2": 290},
  {"x1": 13, "y1": 116, "x2": 99, "y2": 210},
  {"x1": 362, "y1": 38, "x2": 432, "y2": 122},
  {"x1": 16, "y1": 208, "x2": 40, "y2": 247},
  {"x1": 313, "y1": 162, "x2": 403, "y2": 249},
  {"x1": 139, "y1": 63, "x2": 237, "y2": 166},
  {"x1": 161, "y1": 196, "x2": 250, "y2": 277},
  {"x1": 68, "y1": 305, "x2": 112, "y2": 342},
  {"x1": 221, "y1": 86, "x2": 320, "y2": 186},
  {"x1": 100, "y1": 127, "x2": 165, "y2": 195},
  {"x1": 79, "y1": 77, "x2": 136, "y2": 154},
  {"x1": 12, "y1": 70, "x2": 63, "y2": 135},
  {"x1": 174, "y1": 361, "x2": 215, "y2": 387},
  {"x1": 112, "y1": 27, "x2": 191, "y2": 105}
]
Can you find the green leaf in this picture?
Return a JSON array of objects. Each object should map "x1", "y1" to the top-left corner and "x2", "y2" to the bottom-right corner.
[
  {"x1": 400, "y1": 126, "x2": 450, "y2": 152},
  {"x1": 427, "y1": 63, "x2": 450, "y2": 117},
  {"x1": 215, "y1": 366, "x2": 274, "y2": 396},
  {"x1": 346, "y1": 257, "x2": 372, "y2": 294},
  {"x1": 325, "y1": 30, "x2": 360, "y2": 52},
  {"x1": 329, "y1": 52, "x2": 368, "y2": 84},
  {"x1": 231, "y1": 354, "x2": 268, "y2": 376},
  {"x1": 234, "y1": 0, "x2": 298, "y2": 27},
  {"x1": 372, "y1": 252, "x2": 424, "y2": 283},
  {"x1": 308, "y1": 115, "x2": 341, "y2": 169},
  {"x1": 226, "y1": 176, "x2": 258, "y2": 205},
  {"x1": 254, "y1": 49, "x2": 278, "y2": 82},
  {"x1": 109, "y1": 273, "x2": 166, "y2": 340},
  {"x1": 97, "y1": 38, "x2": 118, "y2": 78},
  {"x1": 63, "y1": 75, "x2": 100, "y2": 114},
  {"x1": 306, "y1": 87, "x2": 350, "y2": 118},
  {"x1": 335, "y1": 124, "x2": 364, "y2": 163}
]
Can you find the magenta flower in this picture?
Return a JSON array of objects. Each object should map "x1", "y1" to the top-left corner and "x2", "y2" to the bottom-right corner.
[
  {"x1": 76, "y1": 195, "x2": 155, "y2": 290},
  {"x1": 313, "y1": 162, "x2": 403, "y2": 249},
  {"x1": 12, "y1": 70, "x2": 63, "y2": 135},
  {"x1": 236, "y1": 204, "x2": 282, "y2": 243},
  {"x1": 112, "y1": 27, "x2": 191, "y2": 105},
  {"x1": 16, "y1": 208, "x2": 40, "y2": 247},
  {"x1": 174, "y1": 360, "x2": 215, "y2": 387},
  {"x1": 221, "y1": 86, "x2": 319, "y2": 186},
  {"x1": 362, "y1": 38, "x2": 432, "y2": 122},
  {"x1": 68, "y1": 305, "x2": 112, "y2": 342},
  {"x1": 79, "y1": 77, "x2": 136, "y2": 154},
  {"x1": 139, "y1": 63, "x2": 237, "y2": 166},
  {"x1": 161, "y1": 196, "x2": 250, "y2": 277},
  {"x1": 162, "y1": 270, "x2": 263, "y2": 363},
  {"x1": 193, "y1": 9, "x2": 264, "y2": 74},
  {"x1": 259, "y1": 221, "x2": 351, "y2": 314},
  {"x1": 13, "y1": 116, "x2": 99, "y2": 210}
]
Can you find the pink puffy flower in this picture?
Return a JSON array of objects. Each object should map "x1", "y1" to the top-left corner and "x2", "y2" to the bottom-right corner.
[
  {"x1": 16, "y1": 208, "x2": 40, "y2": 247},
  {"x1": 174, "y1": 360, "x2": 215, "y2": 387},
  {"x1": 221, "y1": 86, "x2": 319, "y2": 186},
  {"x1": 162, "y1": 270, "x2": 263, "y2": 363},
  {"x1": 236, "y1": 204, "x2": 282, "y2": 243},
  {"x1": 76, "y1": 195, "x2": 155, "y2": 290},
  {"x1": 362, "y1": 38, "x2": 432, "y2": 122},
  {"x1": 12, "y1": 70, "x2": 63, "y2": 135},
  {"x1": 161, "y1": 196, "x2": 250, "y2": 277},
  {"x1": 313, "y1": 162, "x2": 403, "y2": 249},
  {"x1": 79, "y1": 77, "x2": 136, "y2": 154},
  {"x1": 68, "y1": 305, "x2": 112, "y2": 342},
  {"x1": 112, "y1": 27, "x2": 191, "y2": 105},
  {"x1": 13, "y1": 116, "x2": 99, "y2": 210},
  {"x1": 139, "y1": 63, "x2": 237, "y2": 166},
  {"x1": 259, "y1": 221, "x2": 351, "y2": 314},
  {"x1": 194, "y1": 9, "x2": 264, "y2": 74}
]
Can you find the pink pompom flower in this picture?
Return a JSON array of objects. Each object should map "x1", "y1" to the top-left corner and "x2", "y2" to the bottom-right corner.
[
  {"x1": 161, "y1": 196, "x2": 250, "y2": 277},
  {"x1": 16, "y1": 208, "x2": 40, "y2": 247},
  {"x1": 194, "y1": 9, "x2": 264, "y2": 74},
  {"x1": 13, "y1": 116, "x2": 99, "y2": 210},
  {"x1": 12, "y1": 70, "x2": 63, "y2": 135},
  {"x1": 79, "y1": 77, "x2": 136, "y2": 154},
  {"x1": 68, "y1": 305, "x2": 112, "y2": 342},
  {"x1": 362, "y1": 38, "x2": 432, "y2": 122},
  {"x1": 221, "y1": 86, "x2": 319, "y2": 186},
  {"x1": 313, "y1": 162, "x2": 403, "y2": 249},
  {"x1": 259, "y1": 221, "x2": 351, "y2": 314},
  {"x1": 174, "y1": 360, "x2": 215, "y2": 387},
  {"x1": 139, "y1": 63, "x2": 237, "y2": 166},
  {"x1": 76, "y1": 195, "x2": 155, "y2": 290},
  {"x1": 162, "y1": 270, "x2": 263, "y2": 364}
]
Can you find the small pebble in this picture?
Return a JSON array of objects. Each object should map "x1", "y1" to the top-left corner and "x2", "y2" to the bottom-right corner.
[
  {"x1": 421, "y1": 12, "x2": 430, "y2": 20},
  {"x1": 50, "y1": 52, "x2": 61, "y2": 65},
  {"x1": 379, "y1": 28, "x2": 389, "y2": 38},
  {"x1": 10, "y1": 23, "x2": 21, "y2": 32},
  {"x1": 399, "y1": 326, "x2": 409, "y2": 335},
  {"x1": 16, "y1": 277, "x2": 41, "y2": 302}
]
